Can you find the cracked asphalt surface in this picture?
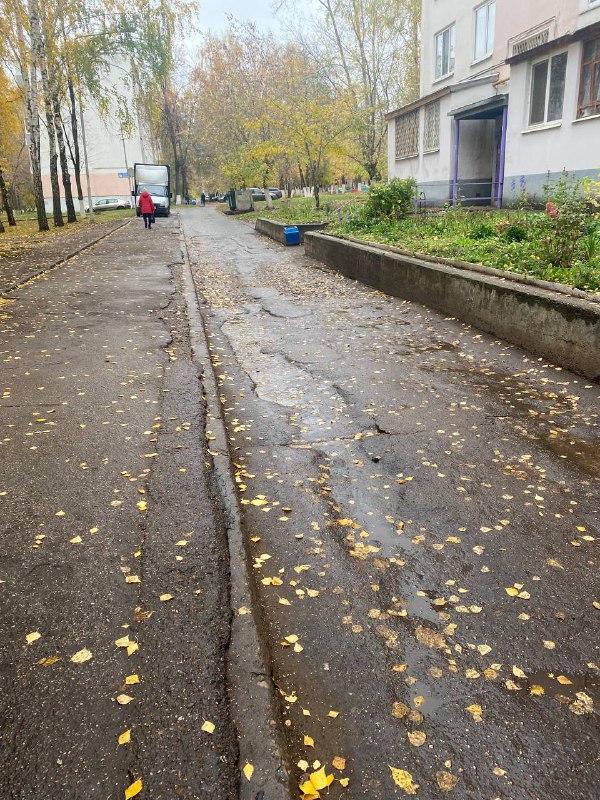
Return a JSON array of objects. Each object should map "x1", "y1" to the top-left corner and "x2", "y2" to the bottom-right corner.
[
  {"x1": 184, "y1": 206, "x2": 599, "y2": 800},
  {"x1": 0, "y1": 218, "x2": 238, "y2": 799}
]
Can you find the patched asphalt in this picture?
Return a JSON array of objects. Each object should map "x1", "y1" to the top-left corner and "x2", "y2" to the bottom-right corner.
[
  {"x1": 0, "y1": 217, "x2": 238, "y2": 799},
  {"x1": 184, "y1": 205, "x2": 599, "y2": 800}
]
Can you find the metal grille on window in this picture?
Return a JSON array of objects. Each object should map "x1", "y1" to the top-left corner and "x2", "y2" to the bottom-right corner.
[
  {"x1": 423, "y1": 102, "x2": 440, "y2": 152},
  {"x1": 395, "y1": 110, "x2": 419, "y2": 159}
]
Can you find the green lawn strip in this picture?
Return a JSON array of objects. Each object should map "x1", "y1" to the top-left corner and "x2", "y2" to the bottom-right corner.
[
  {"x1": 330, "y1": 211, "x2": 600, "y2": 294},
  {"x1": 223, "y1": 193, "x2": 366, "y2": 224}
]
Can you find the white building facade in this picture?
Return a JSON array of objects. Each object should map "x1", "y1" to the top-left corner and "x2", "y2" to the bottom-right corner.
[
  {"x1": 387, "y1": 0, "x2": 600, "y2": 206},
  {"x1": 40, "y1": 63, "x2": 155, "y2": 213}
]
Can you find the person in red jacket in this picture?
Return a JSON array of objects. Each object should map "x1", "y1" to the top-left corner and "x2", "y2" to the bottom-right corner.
[{"x1": 139, "y1": 189, "x2": 155, "y2": 229}]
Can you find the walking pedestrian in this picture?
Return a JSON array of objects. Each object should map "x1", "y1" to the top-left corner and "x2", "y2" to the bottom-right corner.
[
  {"x1": 139, "y1": 189, "x2": 155, "y2": 229},
  {"x1": 200, "y1": 192, "x2": 206, "y2": 206}
]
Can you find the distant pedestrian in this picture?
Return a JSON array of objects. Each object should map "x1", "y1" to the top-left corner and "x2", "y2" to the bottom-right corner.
[
  {"x1": 139, "y1": 189, "x2": 155, "y2": 229},
  {"x1": 200, "y1": 192, "x2": 206, "y2": 206}
]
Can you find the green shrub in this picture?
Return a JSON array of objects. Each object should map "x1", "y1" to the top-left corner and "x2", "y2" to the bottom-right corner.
[
  {"x1": 362, "y1": 178, "x2": 416, "y2": 221},
  {"x1": 471, "y1": 223, "x2": 496, "y2": 240},
  {"x1": 503, "y1": 224, "x2": 527, "y2": 242}
]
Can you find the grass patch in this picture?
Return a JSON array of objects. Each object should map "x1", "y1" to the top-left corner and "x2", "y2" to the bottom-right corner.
[
  {"x1": 330, "y1": 208, "x2": 600, "y2": 293},
  {"x1": 230, "y1": 193, "x2": 366, "y2": 224}
]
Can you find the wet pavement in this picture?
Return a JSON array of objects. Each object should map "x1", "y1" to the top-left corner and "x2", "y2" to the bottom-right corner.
[
  {"x1": 0, "y1": 217, "x2": 238, "y2": 799},
  {"x1": 184, "y1": 206, "x2": 599, "y2": 800},
  {"x1": 0, "y1": 218, "x2": 128, "y2": 293}
]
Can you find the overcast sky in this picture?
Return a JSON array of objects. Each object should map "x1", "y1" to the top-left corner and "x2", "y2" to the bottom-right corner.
[{"x1": 195, "y1": 0, "x2": 284, "y2": 35}]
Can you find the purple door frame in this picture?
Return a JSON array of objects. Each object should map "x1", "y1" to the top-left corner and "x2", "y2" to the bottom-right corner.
[
  {"x1": 452, "y1": 103, "x2": 508, "y2": 208},
  {"x1": 496, "y1": 105, "x2": 508, "y2": 208},
  {"x1": 452, "y1": 120, "x2": 460, "y2": 207}
]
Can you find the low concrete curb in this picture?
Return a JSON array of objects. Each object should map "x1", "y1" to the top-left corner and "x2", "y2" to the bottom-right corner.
[
  {"x1": 255, "y1": 217, "x2": 327, "y2": 244},
  {"x1": 1, "y1": 219, "x2": 131, "y2": 296},
  {"x1": 305, "y1": 232, "x2": 600, "y2": 380},
  {"x1": 179, "y1": 227, "x2": 290, "y2": 800}
]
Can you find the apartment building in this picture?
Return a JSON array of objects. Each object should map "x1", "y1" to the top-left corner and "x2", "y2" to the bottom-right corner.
[
  {"x1": 40, "y1": 62, "x2": 154, "y2": 213},
  {"x1": 387, "y1": 0, "x2": 600, "y2": 205}
]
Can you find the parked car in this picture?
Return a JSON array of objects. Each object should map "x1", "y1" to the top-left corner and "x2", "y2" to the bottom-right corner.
[
  {"x1": 269, "y1": 187, "x2": 283, "y2": 199},
  {"x1": 86, "y1": 198, "x2": 131, "y2": 212},
  {"x1": 249, "y1": 188, "x2": 266, "y2": 201}
]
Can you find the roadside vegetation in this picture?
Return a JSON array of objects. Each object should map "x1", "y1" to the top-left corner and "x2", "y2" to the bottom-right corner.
[
  {"x1": 233, "y1": 193, "x2": 367, "y2": 224},
  {"x1": 327, "y1": 174, "x2": 600, "y2": 293}
]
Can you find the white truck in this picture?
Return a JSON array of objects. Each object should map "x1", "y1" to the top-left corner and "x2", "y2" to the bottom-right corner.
[{"x1": 133, "y1": 163, "x2": 172, "y2": 217}]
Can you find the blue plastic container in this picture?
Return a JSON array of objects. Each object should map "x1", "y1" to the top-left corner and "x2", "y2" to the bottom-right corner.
[{"x1": 284, "y1": 226, "x2": 300, "y2": 246}]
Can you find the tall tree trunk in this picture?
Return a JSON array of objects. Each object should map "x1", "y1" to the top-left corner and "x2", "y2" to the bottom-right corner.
[
  {"x1": 53, "y1": 91, "x2": 77, "y2": 222},
  {"x1": 0, "y1": 167, "x2": 17, "y2": 226},
  {"x1": 32, "y1": 0, "x2": 63, "y2": 227},
  {"x1": 66, "y1": 76, "x2": 85, "y2": 217},
  {"x1": 22, "y1": 4, "x2": 49, "y2": 231},
  {"x1": 313, "y1": 160, "x2": 320, "y2": 209}
]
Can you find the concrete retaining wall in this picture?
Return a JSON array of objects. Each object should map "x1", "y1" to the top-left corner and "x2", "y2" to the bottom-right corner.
[
  {"x1": 304, "y1": 232, "x2": 600, "y2": 380},
  {"x1": 255, "y1": 217, "x2": 327, "y2": 244}
]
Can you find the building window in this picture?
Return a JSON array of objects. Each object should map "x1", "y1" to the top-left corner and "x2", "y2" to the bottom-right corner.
[
  {"x1": 395, "y1": 110, "x2": 419, "y2": 159},
  {"x1": 529, "y1": 52, "x2": 568, "y2": 125},
  {"x1": 423, "y1": 101, "x2": 440, "y2": 152},
  {"x1": 435, "y1": 23, "x2": 456, "y2": 79},
  {"x1": 578, "y1": 37, "x2": 600, "y2": 118},
  {"x1": 474, "y1": 1, "x2": 496, "y2": 61}
]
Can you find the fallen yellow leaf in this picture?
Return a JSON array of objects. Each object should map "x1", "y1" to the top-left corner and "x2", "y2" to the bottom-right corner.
[
  {"x1": 26, "y1": 632, "x2": 41, "y2": 645},
  {"x1": 124, "y1": 778, "x2": 142, "y2": 799},
  {"x1": 201, "y1": 720, "x2": 215, "y2": 733},
  {"x1": 118, "y1": 729, "x2": 131, "y2": 745},
  {"x1": 125, "y1": 575, "x2": 141, "y2": 584},
  {"x1": 389, "y1": 766, "x2": 418, "y2": 794},
  {"x1": 304, "y1": 735, "x2": 314, "y2": 747},
  {"x1": 436, "y1": 770, "x2": 459, "y2": 791},
  {"x1": 159, "y1": 594, "x2": 173, "y2": 602},
  {"x1": 332, "y1": 756, "x2": 346, "y2": 770},
  {"x1": 242, "y1": 762, "x2": 254, "y2": 781},
  {"x1": 71, "y1": 648, "x2": 93, "y2": 664},
  {"x1": 407, "y1": 731, "x2": 427, "y2": 746},
  {"x1": 116, "y1": 694, "x2": 134, "y2": 705},
  {"x1": 125, "y1": 674, "x2": 139, "y2": 685}
]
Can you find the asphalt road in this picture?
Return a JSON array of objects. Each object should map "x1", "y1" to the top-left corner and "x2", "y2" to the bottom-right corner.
[
  {"x1": 183, "y1": 206, "x2": 599, "y2": 800},
  {"x1": 0, "y1": 217, "x2": 238, "y2": 799}
]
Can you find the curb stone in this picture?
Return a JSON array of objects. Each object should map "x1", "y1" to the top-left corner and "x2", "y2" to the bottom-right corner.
[{"x1": 178, "y1": 224, "x2": 291, "y2": 800}]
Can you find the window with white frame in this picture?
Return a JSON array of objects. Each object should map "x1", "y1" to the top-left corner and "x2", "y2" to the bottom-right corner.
[
  {"x1": 474, "y1": 1, "x2": 496, "y2": 61},
  {"x1": 529, "y1": 52, "x2": 568, "y2": 125},
  {"x1": 423, "y1": 101, "x2": 440, "y2": 152},
  {"x1": 395, "y1": 110, "x2": 419, "y2": 159},
  {"x1": 435, "y1": 23, "x2": 456, "y2": 79}
]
